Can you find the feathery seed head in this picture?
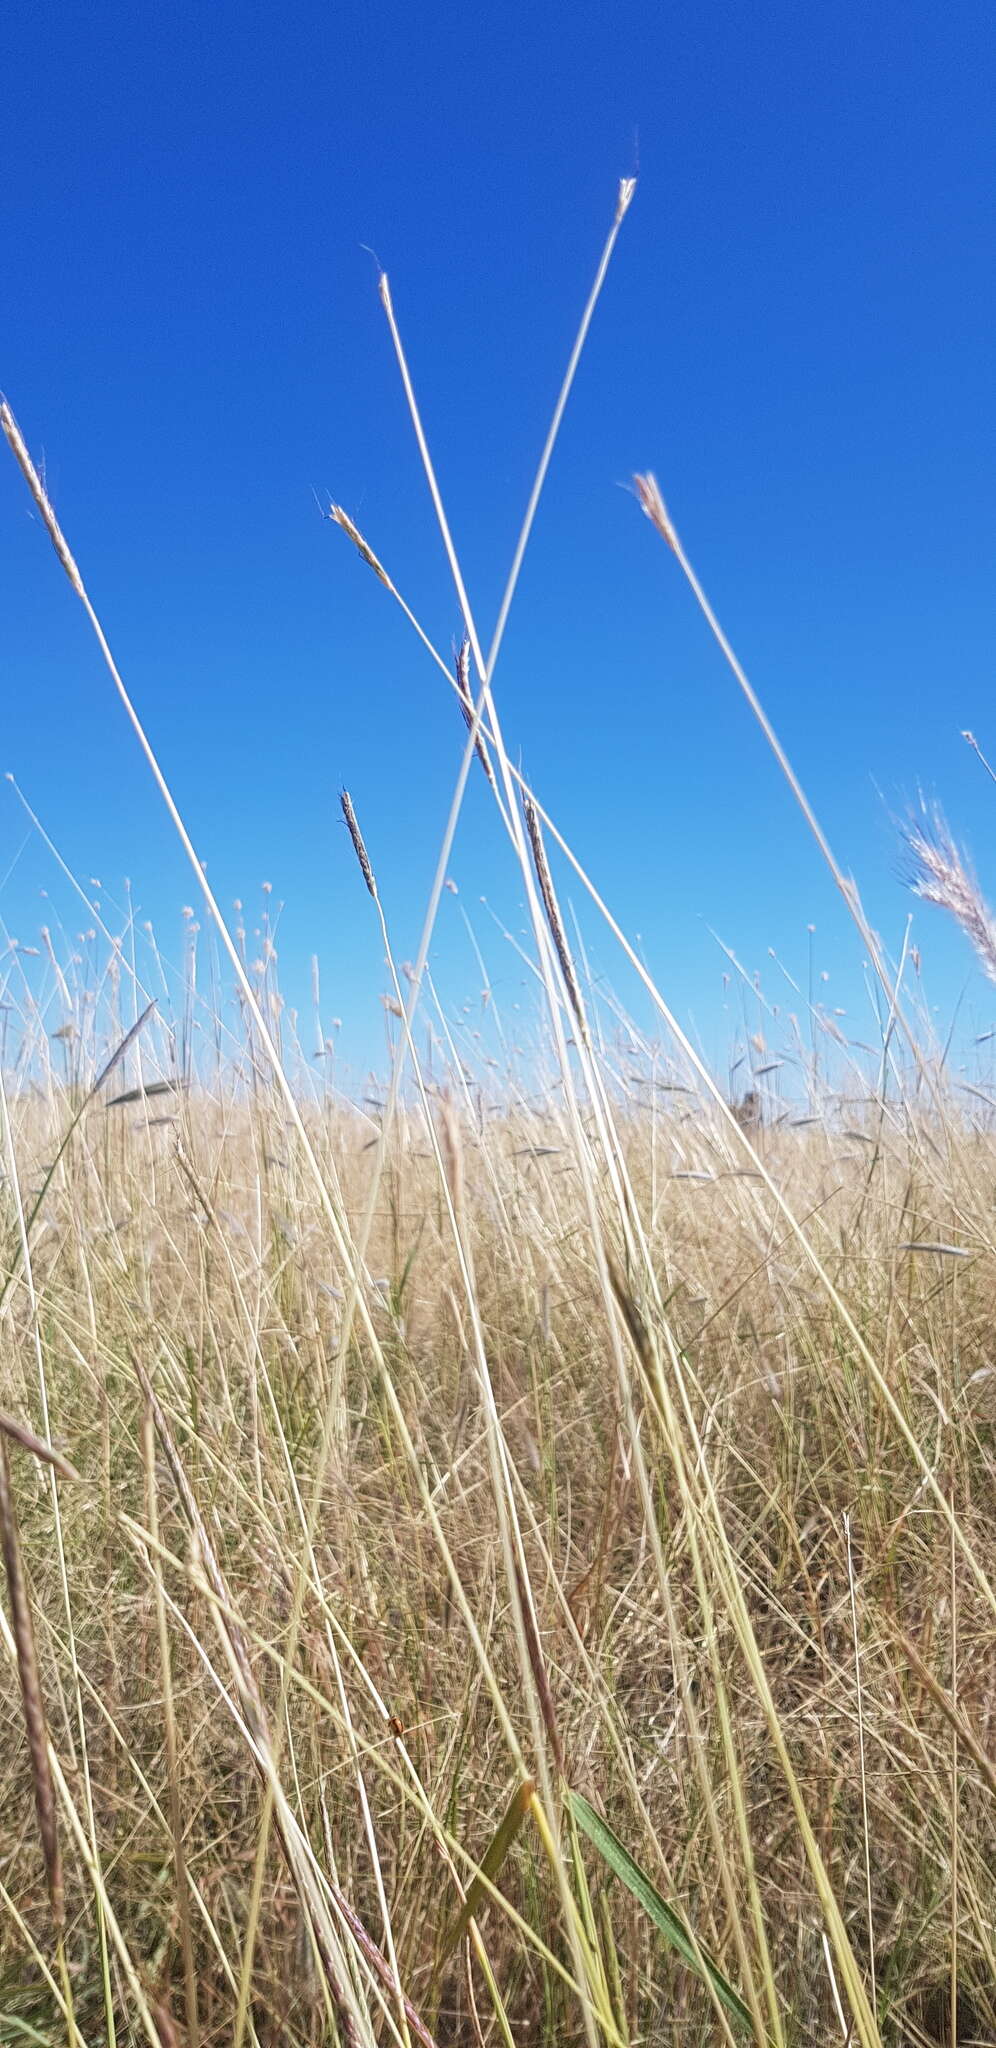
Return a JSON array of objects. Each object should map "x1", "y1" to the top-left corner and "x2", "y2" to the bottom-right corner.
[
  {"x1": 902, "y1": 800, "x2": 996, "y2": 984},
  {"x1": 616, "y1": 176, "x2": 638, "y2": 223},
  {"x1": 326, "y1": 503, "x2": 391, "y2": 587},
  {"x1": 634, "y1": 472, "x2": 678, "y2": 552}
]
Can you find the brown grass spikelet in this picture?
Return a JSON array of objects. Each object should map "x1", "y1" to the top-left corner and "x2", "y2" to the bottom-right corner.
[
  {"x1": 633, "y1": 470, "x2": 678, "y2": 552},
  {"x1": 326, "y1": 501, "x2": 391, "y2": 588},
  {"x1": 454, "y1": 638, "x2": 498, "y2": 793},
  {"x1": 523, "y1": 796, "x2": 589, "y2": 1046},
  {"x1": 340, "y1": 788, "x2": 378, "y2": 901},
  {"x1": 0, "y1": 399, "x2": 86, "y2": 598},
  {"x1": 511, "y1": 1556, "x2": 564, "y2": 1775},
  {"x1": 322, "y1": 1884, "x2": 442, "y2": 2048},
  {"x1": 151, "y1": 2002, "x2": 181, "y2": 2048},
  {"x1": 0, "y1": 1436, "x2": 64, "y2": 1932}
]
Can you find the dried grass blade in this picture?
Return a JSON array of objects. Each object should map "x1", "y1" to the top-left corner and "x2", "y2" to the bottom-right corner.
[
  {"x1": 440, "y1": 1777, "x2": 536, "y2": 1962},
  {"x1": 0, "y1": 998, "x2": 158, "y2": 1314},
  {"x1": 106, "y1": 1078, "x2": 179, "y2": 1110},
  {"x1": 896, "y1": 1241, "x2": 973, "y2": 1259},
  {"x1": 897, "y1": 1630, "x2": 996, "y2": 1802},
  {"x1": 0, "y1": 1438, "x2": 64, "y2": 1932},
  {"x1": 0, "y1": 1411, "x2": 80, "y2": 1484},
  {"x1": 94, "y1": 998, "x2": 159, "y2": 1093},
  {"x1": 131, "y1": 1356, "x2": 390, "y2": 2048}
]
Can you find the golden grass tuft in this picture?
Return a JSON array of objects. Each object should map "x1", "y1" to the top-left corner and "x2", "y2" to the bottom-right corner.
[{"x1": 0, "y1": 1047, "x2": 991, "y2": 2043}]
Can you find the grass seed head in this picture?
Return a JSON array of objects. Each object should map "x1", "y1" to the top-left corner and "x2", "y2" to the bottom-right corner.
[
  {"x1": 340, "y1": 788, "x2": 378, "y2": 900},
  {"x1": 902, "y1": 800, "x2": 996, "y2": 983}
]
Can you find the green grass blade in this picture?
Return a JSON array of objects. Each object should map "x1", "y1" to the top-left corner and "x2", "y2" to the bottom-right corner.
[{"x1": 568, "y1": 1791, "x2": 755, "y2": 2034}]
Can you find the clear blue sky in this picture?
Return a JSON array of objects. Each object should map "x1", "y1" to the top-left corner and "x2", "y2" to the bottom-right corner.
[{"x1": 3, "y1": 1, "x2": 995, "y2": 1084}]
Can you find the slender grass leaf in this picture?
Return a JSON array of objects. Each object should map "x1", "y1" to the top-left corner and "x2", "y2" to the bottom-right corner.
[
  {"x1": 94, "y1": 999, "x2": 159, "y2": 1093},
  {"x1": 568, "y1": 1790, "x2": 754, "y2": 2033},
  {"x1": 1, "y1": 1002, "x2": 157, "y2": 1312},
  {"x1": 105, "y1": 1077, "x2": 180, "y2": 1109},
  {"x1": 0, "y1": 1410, "x2": 80, "y2": 1483},
  {"x1": 439, "y1": 1776, "x2": 535, "y2": 1962}
]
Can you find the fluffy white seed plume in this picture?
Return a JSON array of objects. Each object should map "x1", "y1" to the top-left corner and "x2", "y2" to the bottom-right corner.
[{"x1": 902, "y1": 800, "x2": 996, "y2": 983}]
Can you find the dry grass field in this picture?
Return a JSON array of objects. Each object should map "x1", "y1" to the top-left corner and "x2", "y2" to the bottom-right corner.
[
  {"x1": 2, "y1": 1014, "x2": 996, "y2": 2047},
  {"x1": 1, "y1": 185, "x2": 995, "y2": 2046}
]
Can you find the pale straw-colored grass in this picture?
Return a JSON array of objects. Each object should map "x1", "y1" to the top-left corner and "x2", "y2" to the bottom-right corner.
[{"x1": 1, "y1": 180, "x2": 995, "y2": 2047}]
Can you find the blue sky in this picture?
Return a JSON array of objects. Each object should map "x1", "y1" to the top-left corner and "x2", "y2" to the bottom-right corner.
[{"x1": 3, "y1": 1, "x2": 996, "y2": 1086}]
